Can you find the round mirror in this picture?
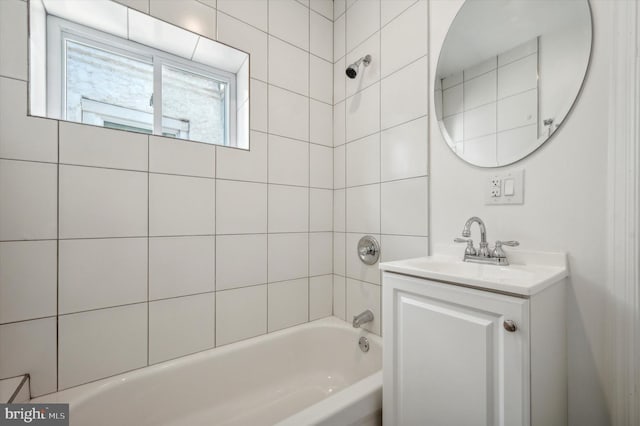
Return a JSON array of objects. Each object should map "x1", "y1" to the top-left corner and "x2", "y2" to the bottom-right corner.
[{"x1": 435, "y1": 0, "x2": 592, "y2": 167}]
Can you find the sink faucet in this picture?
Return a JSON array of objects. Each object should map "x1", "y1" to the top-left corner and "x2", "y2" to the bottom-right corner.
[
  {"x1": 462, "y1": 216, "x2": 490, "y2": 257},
  {"x1": 353, "y1": 310, "x2": 374, "y2": 328},
  {"x1": 456, "y1": 217, "x2": 519, "y2": 265}
]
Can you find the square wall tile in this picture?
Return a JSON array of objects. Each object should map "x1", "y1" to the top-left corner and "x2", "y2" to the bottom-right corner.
[
  {"x1": 149, "y1": 0, "x2": 216, "y2": 39},
  {"x1": 463, "y1": 134, "x2": 497, "y2": 167},
  {"x1": 497, "y1": 89, "x2": 537, "y2": 131},
  {"x1": 346, "y1": 0, "x2": 379, "y2": 52},
  {"x1": 380, "y1": 1, "x2": 427, "y2": 77},
  {"x1": 58, "y1": 303, "x2": 147, "y2": 390},
  {"x1": 310, "y1": 189, "x2": 333, "y2": 232},
  {"x1": 346, "y1": 278, "x2": 380, "y2": 334},
  {"x1": 0, "y1": 160, "x2": 57, "y2": 241},
  {"x1": 0, "y1": 78, "x2": 57, "y2": 163},
  {"x1": 310, "y1": 56, "x2": 333, "y2": 105},
  {"x1": 381, "y1": 177, "x2": 428, "y2": 236},
  {"x1": 333, "y1": 232, "x2": 346, "y2": 276},
  {"x1": 333, "y1": 189, "x2": 346, "y2": 232},
  {"x1": 310, "y1": 144, "x2": 333, "y2": 189},
  {"x1": 0, "y1": 241, "x2": 56, "y2": 324},
  {"x1": 268, "y1": 185, "x2": 309, "y2": 233},
  {"x1": 310, "y1": 100, "x2": 333, "y2": 147},
  {"x1": 218, "y1": 13, "x2": 268, "y2": 81},
  {"x1": 268, "y1": 233, "x2": 309, "y2": 282},
  {"x1": 334, "y1": 0, "x2": 346, "y2": 18},
  {"x1": 310, "y1": 232, "x2": 332, "y2": 276},
  {"x1": 465, "y1": 57, "x2": 497, "y2": 81},
  {"x1": 269, "y1": 86, "x2": 309, "y2": 142},
  {"x1": 381, "y1": 56, "x2": 428, "y2": 129},
  {"x1": 59, "y1": 165, "x2": 146, "y2": 239},
  {"x1": 114, "y1": 0, "x2": 149, "y2": 12},
  {"x1": 497, "y1": 124, "x2": 537, "y2": 166},
  {"x1": 216, "y1": 234, "x2": 267, "y2": 290},
  {"x1": 269, "y1": 0, "x2": 309, "y2": 50},
  {"x1": 269, "y1": 36, "x2": 309, "y2": 96},
  {"x1": 381, "y1": 234, "x2": 428, "y2": 262},
  {"x1": 217, "y1": 131, "x2": 267, "y2": 183},
  {"x1": 150, "y1": 136, "x2": 215, "y2": 178},
  {"x1": 380, "y1": 116, "x2": 428, "y2": 182},
  {"x1": 0, "y1": 318, "x2": 57, "y2": 397},
  {"x1": 346, "y1": 233, "x2": 381, "y2": 285},
  {"x1": 333, "y1": 275, "x2": 346, "y2": 320},
  {"x1": 346, "y1": 83, "x2": 380, "y2": 142},
  {"x1": 59, "y1": 238, "x2": 147, "y2": 314},
  {"x1": 498, "y1": 54, "x2": 537, "y2": 99},
  {"x1": 149, "y1": 174, "x2": 215, "y2": 236},
  {"x1": 149, "y1": 236, "x2": 215, "y2": 300},
  {"x1": 310, "y1": 11, "x2": 332, "y2": 61},
  {"x1": 216, "y1": 180, "x2": 267, "y2": 234},
  {"x1": 217, "y1": 0, "x2": 268, "y2": 31},
  {"x1": 498, "y1": 38, "x2": 537, "y2": 67},
  {"x1": 268, "y1": 135, "x2": 309, "y2": 186},
  {"x1": 442, "y1": 84, "x2": 463, "y2": 117},
  {"x1": 60, "y1": 122, "x2": 148, "y2": 171},
  {"x1": 310, "y1": 275, "x2": 332, "y2": 320},
  {"x1": 149, "y1": 293, "x2": 215, "y2": 364},
  {"x1": 216, "y1": 285, "x2": 267, "y2": 346},
  {"x1": 268, "y1": 278, "x2": 309, "y2": 331},
  {"x1": 346, "y1": 184, "x2": 380, "y2": 234},
  {"x1": 346, "y1": 133, "x2": 380, "y2": 187},
  {"x1": 0, "y1": 0, "x2": 27, "y2": 80},
  {"x1": 250, "y1": 79, "x2": 268, "y2": 132}
]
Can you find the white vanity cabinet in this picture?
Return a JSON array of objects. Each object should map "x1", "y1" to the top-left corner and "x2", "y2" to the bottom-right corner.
[{"x1": 381, "y1": 254, "x2": 567, "y2": 426}]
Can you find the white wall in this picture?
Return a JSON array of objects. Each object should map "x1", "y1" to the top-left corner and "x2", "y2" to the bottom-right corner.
[
  {"x1": 430, "y1": 1, "x2": 611, "y2": 425},
  {"x1": 332, "y1": 0, "x2": 429, "y2": 335},
  {"x1": 0, "y1": 0, "x2": 334, "y2": 396}
]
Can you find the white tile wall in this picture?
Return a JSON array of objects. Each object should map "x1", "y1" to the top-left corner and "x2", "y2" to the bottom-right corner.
[
  {"x1": 346, "y1": 133, "x2": 380, "y2": 187},
  {"x1": 346, "y1": 0, "x2": 380, "y2": 52},
  {"x1": 0, "y1": 79, "x2": 57, "y2": 163},
  {"x1": 59, "y1": 165, "x2": 147, "y2": 239},
  {"x1": 333, "y1": 275, "x2": 346, "y2": 320},
  {"x1": 216, "y1": 234, "x2": 268, "y2": 290},
  {"x1": 58, "y1": 303, "x2": 147, "y2": 389},
  {"x1": 268, "y1": 135, "x2": 309, "y2": 186},
  {"x1": 381, "y1": 177, "x2": 429, "y2": 236},
  {"x1": 380, "y1": 116, "x2": 428, "y2": 182},
  {"x1": 1, "y1": 0, "x2": 336, "y2": 392},
  {"x1": 346, "y1": 83, "x2": 380, "y2": 142},
  {"x1": 149, "y1": 174, "x2": 215, "y2": 236},
  {"x1": 310, "y1": 275, "x2": 333, "y2": 320},
  {"x1": 60, "y1": 122, "x2": 148, "y2": 171},
  {"x1": 346, "y1": 184, "x2": 380, "y2": 234},
  {"x1": 0, "y1": 241, "x2": 57, "y2": 324},
  {"x1": 149, "y1": 293, "x2": 215, "y2": 364},
  {"x1": 381, "y1": 56, "x2": 429, "y2": 129},
  {"x1": 59, "y1": 238, "x2": 147, "y2": 313},
  {"x1": 216, "y1": 285, "x2": 267, "y2": 346},
  {"x1": 0, "y1": 160, "x2": 57, "y2": 241},
  {"x1": 380, "y1": 1, "x2": 427, "y2": 78},
  {"x1": 149, "y1": 236, "x2": 215, "y2": 300},
  {"x1": 268, "y1": 278, "x2": 309, "y2": 331},
  {"x1": 346, "y1": 279, "x2": 380, "y2": 334}
]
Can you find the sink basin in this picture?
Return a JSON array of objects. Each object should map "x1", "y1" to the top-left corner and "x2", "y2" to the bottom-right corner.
[{"x1": 379, "y1": 248, "x2": 568, "y2": 296}]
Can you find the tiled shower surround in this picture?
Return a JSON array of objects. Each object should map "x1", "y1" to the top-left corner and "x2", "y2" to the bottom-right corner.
[
  {"x1": 0, "y1": 0, "x2": 430, "y2": 398},
  {"x1": 0, "y1": 0, "x2": 335, "y2": 396}
]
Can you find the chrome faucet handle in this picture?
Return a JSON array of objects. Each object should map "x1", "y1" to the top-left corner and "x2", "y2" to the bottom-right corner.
[
  {"x1": 454, "y1": 238, "x2": 477, "y2": 256},
  {"x1": 492, "y1": 240, "x2": 520, "y2": 258}
]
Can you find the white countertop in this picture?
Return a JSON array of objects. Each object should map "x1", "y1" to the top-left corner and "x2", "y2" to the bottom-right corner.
[{"x1": 379, "y1": 246, "x2": 568, "y2": 296}]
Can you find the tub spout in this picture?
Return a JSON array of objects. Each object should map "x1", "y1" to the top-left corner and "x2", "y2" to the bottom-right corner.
[{"x1": 352, "y1": 310, "x2": 374, "y2": 328}]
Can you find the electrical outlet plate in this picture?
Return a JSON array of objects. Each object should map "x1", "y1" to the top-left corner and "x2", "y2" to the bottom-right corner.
[{"x1": 485, "y1": 169, "x2": 524, "y2": 205}]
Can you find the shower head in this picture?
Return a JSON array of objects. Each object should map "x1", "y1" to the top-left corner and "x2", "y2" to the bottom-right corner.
[{"x1": 346, "y1": 54, "x2": 372, "y2": 79}]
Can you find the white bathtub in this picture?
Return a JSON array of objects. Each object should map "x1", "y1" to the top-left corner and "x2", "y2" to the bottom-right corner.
[{"x1": 34, "y1": 317, "x2": 382, "y2": 426}]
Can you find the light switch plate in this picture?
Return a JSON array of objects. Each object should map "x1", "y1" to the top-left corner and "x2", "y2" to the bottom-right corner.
[{"x1": 485, "y1": 169, "x2": 524, "y2": 205}]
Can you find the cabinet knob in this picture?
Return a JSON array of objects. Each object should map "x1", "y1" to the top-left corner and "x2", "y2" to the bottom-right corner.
[{"x1": 503, "y1": 320, "x2": 518, "y2": 332}]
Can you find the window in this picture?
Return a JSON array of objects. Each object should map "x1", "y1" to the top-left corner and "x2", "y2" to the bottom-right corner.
[{"x1": 47, "y1": 16, "x2": 236, "y2": 146}]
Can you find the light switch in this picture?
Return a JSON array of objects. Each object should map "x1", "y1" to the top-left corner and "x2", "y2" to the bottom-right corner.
[{"x1": 504, "y1": 178, "x2": 515, "y2": 196}]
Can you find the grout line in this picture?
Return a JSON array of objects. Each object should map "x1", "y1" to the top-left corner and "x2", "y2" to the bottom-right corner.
[
  {"x1": 308, "y1": 3, "x2": 312, "y2": 323},
  {"x1": 265, "y1": 0, "x2": 270, "y2": 334},
  {"x1": 55, "y1": 120, "x2": 60, "y2": 391},
  {"x1": 146, "y1": 135, "x2": 150, "y2": 366}
]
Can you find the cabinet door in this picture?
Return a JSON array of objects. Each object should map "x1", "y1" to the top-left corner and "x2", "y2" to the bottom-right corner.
[{"x1": 383, "y1": 273, "x2": 530, "y2": 426}]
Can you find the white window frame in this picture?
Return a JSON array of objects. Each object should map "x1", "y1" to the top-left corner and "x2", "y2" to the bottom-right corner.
[{"x1": 46, "y1": 15, "x2": 237, "y2": 146}]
